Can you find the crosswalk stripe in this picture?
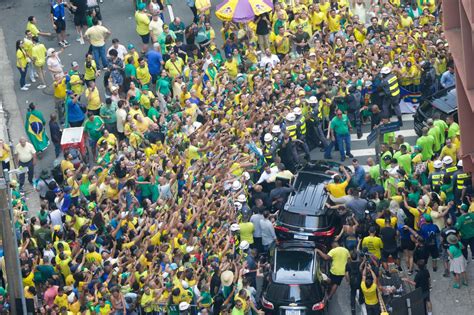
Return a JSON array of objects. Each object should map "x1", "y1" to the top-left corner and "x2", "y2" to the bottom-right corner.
[
  {"x1": 348, "y1": 148, "x2": 376, "y2": 157},
  {"x1": 350, "y1": 128, "x2": 418, "y2": 142},
  {"x1": 392, "y1": 114, "x2": 415, "y2": 122}
]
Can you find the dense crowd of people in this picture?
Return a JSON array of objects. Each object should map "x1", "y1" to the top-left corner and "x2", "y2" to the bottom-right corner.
[{"x1": 4, "y1": 0, "x2": 473, "y2": 314}]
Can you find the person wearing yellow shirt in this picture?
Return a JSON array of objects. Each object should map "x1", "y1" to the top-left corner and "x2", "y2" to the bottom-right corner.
[
  {"x1": 54, "y1": 287, "x2": 69, "y2": 310},
  {"x1": 135, "y1": 3, "x2": 151, "y2": 53},
  {"x1": 223, "y1": 54, "x2": 239, "y2": 79},
  {"x1": 85, "y1": 81, "x2": 102, "y2": 114},
  {"x1": 439, "y1": 138, "x2": 458, "y2": 165},
  {"x1": 403, "y1": 194, "x2": 431, "y2": 230},
  {"x1": 195, "y1": 0, "x2": 212, "y2": 18},
  {"x1": 274, "y1": 26, "x2": 291, "y2": 57},
  {"x1": 0, "y1": 139, "x2": 11, "y2": 171},
  {"x1": 361, "y1": 227, "x2": 383, "y2": 259},
  {"x1": 16, "y1": 40, "x2": 30, "y2": 90},
  {"x1": 164, "y1": 52, "x2": 185, "y2": 78},
  {"x1": 84, "y1": 20, "x2": 111, "y2": 70},
  {"x1": 361, "y1": 264, "x2": 379, "y2": 314},
  {"x1": 327, "y1": 9, "x2": 342, "y2": 33},
  {"x1": 311, "y1": 3, "x2": 327, "y2": 32},
  {"x1": 31, "y1": 36, "x2": 47, "y2": 89},
  {"x1": 136, "y1": 57, "x2": 152, "y2": 87},
  {"x1": 26, "y1": 16, "x2": 52, "y2": 37},
  {"x1": 418, "y1": 0, "x2": 436, "y2": 14},
  {"x1": 84, "y1": 53, "x2": 98, "y2": 85},
  {"x1": 326, "y1": 167, "x2": 352, "y2": 198},
  {"x1": 399, "y1": 11, "x2": 414, "y2": 29},
  {"x1": 69, "y1": 62, "x2": 84, "y2": 96},
  {"x1": 353, "y1": 24, "x2": 367, "y2": 44}
]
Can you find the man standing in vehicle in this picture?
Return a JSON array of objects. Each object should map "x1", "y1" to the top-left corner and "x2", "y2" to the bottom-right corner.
[
  {"x1": 379, "y1": 66, "x2": 402, "y2": 126},
  {"x1": 316, "y1": 241, "x2": 350, "y2": 303}
]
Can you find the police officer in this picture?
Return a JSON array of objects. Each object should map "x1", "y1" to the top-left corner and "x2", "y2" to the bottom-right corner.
[
  {"x1": 262, "y1": 133, "x2": 278, "y2": 165},
  {"x1": 271, "y1": 125, "x2": 283, "y2": 146},
  {"x1": 429, "y1": 160, "x2": 445, "y2": 191},
  {"x1": 443, "y1": 156, "x2": 458, "y2": 179},
  {"x1": 346, "y1": 85, "x2": 362, "y2": 138},
  {"x1": 379, "y1": 67, "x2": 402, "y2": 126},
  {"x1": 294, "y1": 107, "x2": 311, "y2": 160},
  {"x1": 452, "y1": 160, "x2": 472, "y2": 204},
  {"x1": 307, "y1": 96, "x2": 330, "y2": 150}
]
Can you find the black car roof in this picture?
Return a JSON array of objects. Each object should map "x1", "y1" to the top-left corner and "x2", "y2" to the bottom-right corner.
[
  {"x1": 284, "y1": 172, "x2": 331, "y2": 214},
  {"x1": 301, "y1": 160, "x2": 350, "y2": 174},
  {"x1": 429, "y1": 88, "x2": 457, "y2": 114}
]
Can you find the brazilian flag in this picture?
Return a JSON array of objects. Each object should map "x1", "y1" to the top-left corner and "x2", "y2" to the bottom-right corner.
[{"x1": 25, "y1": 109, "x2": 49, "y2": 152}]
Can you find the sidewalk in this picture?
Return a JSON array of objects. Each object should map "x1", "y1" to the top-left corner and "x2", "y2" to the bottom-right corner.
[{"x1": 0, "y1": 28, "x2": 40, "y2": 214}]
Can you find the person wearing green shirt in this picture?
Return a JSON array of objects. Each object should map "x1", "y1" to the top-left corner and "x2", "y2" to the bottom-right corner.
[
  {"x1": 99, "y1": 98, "x2": 118, "y2": 133},
  {"x1": 416, "y1": 127, "x2": 434, "y2": 161},
  {"x1": 330, "y1": 110, "x2": 353, "y2": 162},
  {"x1": 147, "y1": 102, "x2": 160, "y2": 123},
  {"x1": 455, "y1": 205, "x2": 474, "y2": 259},
  {"x1": 427, "y1": 119, "x2": 441, "y2": 152},
  {"x1": 397, "y1": 145, "x2": 412, "y2": 175},
  {"x1": 83, "y1": 113, "x2": 104, "y2": 156},
  {"x1": 447, "y1": 115, "x2": 460, "y2": 139},
  {"x1": 380, "y1": 143, "x2": 392, "y2": 170},
  {"x1": 367, "y1": 157, "x2": 381, "y2": 184},
  {"x1": 157, "y1": 71, "x2": 172, "y2": 96},
  {"x1": 124, "y1": 61, "x2": 137, "y2": 79},
  {"x1": 433, "y1": 113, "x2": 448, "y2": 145}
]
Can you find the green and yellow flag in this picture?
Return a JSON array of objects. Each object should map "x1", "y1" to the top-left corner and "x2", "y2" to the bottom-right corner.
[{"x1": 25, "y1": 109, "x2": 49, "y2": 152}]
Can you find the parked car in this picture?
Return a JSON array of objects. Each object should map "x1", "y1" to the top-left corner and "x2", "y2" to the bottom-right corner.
[
  {"x1": 274, "y1": 163, "x2": 343, "y2": 246},
  {"x1": 261, "y1": 241, "x2": 327, "y2": 315},
  {"x1": 414, "y1": 87, "x2": 457, "y2": 136}
]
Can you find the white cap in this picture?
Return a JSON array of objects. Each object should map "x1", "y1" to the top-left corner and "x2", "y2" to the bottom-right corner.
[
  {"x1": 307, "y1": 96, "x2": 318, "y2": 104},
  {"x1": 47, "y1": 48, "x2": 55, "y2": 57},
  {"x1": 162, "y1": 272, "x2": 169, "y2": 279},
  {"x1": 179, "y1": 302, "x2": 190, "y2": 311},
  {"x1": 237, "y1": 194, "x2": 246, "y2": 203},
  {"x1": 230, "y1": 223, "x2": 241, "y2": 231},
  {"x1": 294, "y1": 107, "x2": 302, "y2": 116},
  {"x1": 272, "y1": 125, "x2": 281, "y2": 133},
  {"x1": 442, "y1": 156, "x2": 453, "y2": 165},
  {"x1": 232, "y1": 180, "x2": 242, "y2": 191},
  {"x1": 286, "y1": 113, "x2": 296, "y2": 122},
  {"x1": 433, "y1": 160, "x2": 443, "y2": 169},
  {"x1": 264, "y1": 133, "x2": 273, "y2": 142},
  {"x1": 239, "y1": 240, "x2": 250, "y2": 250},
  {"x1": 185, "y1": 246, "x2": 194, "y2": 253},
  {"x1": 67, "y1": 292, "x2": 75, "y2": 303},
  {"x1": 458, "y1": 159, "x2": 463, "y2": 167},
  {"x1": 181, "y1": 280, "x2": 189, "y2": 289},
  {"x1": 234, "y1": 202, "x2": 242, "y2": 210},
  {"x1": 242, "y1": 171, "x2": 250, "y2": 180},
  {"x1": 381, "y1": 67, "x2": 391, "y2": 74}
]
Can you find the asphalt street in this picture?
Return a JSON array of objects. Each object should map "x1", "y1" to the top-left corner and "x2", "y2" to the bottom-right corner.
[{"x1": 0, "y1": 0, "x2": 473, "y2": 314}]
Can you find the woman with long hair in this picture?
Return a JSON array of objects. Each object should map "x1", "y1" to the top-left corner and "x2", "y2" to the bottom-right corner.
[{"x1": 16, "y1": 40, "x2": 30, "y2": 90}]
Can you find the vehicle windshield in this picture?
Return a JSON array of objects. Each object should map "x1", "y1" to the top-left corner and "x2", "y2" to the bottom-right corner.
[
  {"x1": 279, "y1": 210, "x2": 326, "y2": 228},
  {"x1": 275, "y1": 250, "x2": 314, "y2": 284}
]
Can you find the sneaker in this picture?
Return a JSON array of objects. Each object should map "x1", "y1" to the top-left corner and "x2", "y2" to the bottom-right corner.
[
  {"x1": 398, "y1": 266, "x2": 403, "y2": 272},
  {"x1": 76, "y1": 37, "x2": 81, "y2": 42},
  {"x1": 347, "y1": 153, "x2": 354, "y2": 158},
  {"x1": 20, "y1": 86, "x2": 29, "y2": 91},
  {"x1": 37, "y1": 85, "x2": 47, "y2": 89},
  {"x1": 30, "y1": 77, "x2": 36, "y2": 83},
  {"x1": 59, "y1": 41, "x2": 66, "y2": 47},
  {"x1": 462, "y1": 281, "x2": 468, "y2": 286},
  {"x1": 63, "y1": 39, "x2": 70, "y2": 45},
  {"x1": 340, "y1": 157, "x2": 345, "y2": 162},
  {"x1": 443, "y1": 270, "x2": 450, "y2": 277},
  {"x1": 408, "y1": 270, "x2": 413, "y2": 275},
  {"x1": 63, "y1": 41, "x2": 70, "y2": 47},
  {"x1": 24, "y1": 83, "x2": 31, "y2": 87},
  {"x1": 453, "y1": 283, "x2": 460, "y2": 289},
  {"x1": 79, "y1": 37, "x2": 85, "y2": 45},
  {"x1": 34, "y1": 73, "x2": 39, "y2": 78}
]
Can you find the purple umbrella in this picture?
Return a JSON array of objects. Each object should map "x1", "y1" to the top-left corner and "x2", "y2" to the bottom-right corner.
[{"x1": 216, "y1": 0, "x2": 274, "y2": 23}]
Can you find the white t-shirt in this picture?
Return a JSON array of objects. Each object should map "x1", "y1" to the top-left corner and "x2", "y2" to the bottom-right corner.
[
  {"x1": 107, "y1": 44, "x2": 128, "y2": 61},
  {"x1": 259, "y1": 54, "x2": 280, "y2": 69},
  {"x1": 149, "y1": 18, "x2": 164, "y2": 38},
  {"x1": 116, "y1": 108, "x2": 127, "y2": 133},
  {"x1": 14, "y1": 142, "x2": 36, "y2": 163}
]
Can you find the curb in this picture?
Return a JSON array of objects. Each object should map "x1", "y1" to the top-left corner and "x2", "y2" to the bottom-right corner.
[{"x1": 0, "y1": 27, "x2": 41, "y2": 214}]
